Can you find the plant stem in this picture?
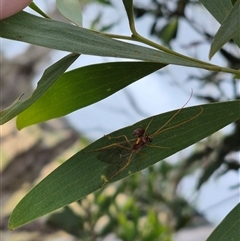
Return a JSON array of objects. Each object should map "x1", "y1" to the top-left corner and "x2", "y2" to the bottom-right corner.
[{"x1": 101, "y1": 31, "x2": 240, "y2": 75}]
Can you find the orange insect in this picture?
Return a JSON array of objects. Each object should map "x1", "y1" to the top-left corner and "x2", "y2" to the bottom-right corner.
[{"x1": 87, "y1": 94, "x2": 203, "y2": 187}]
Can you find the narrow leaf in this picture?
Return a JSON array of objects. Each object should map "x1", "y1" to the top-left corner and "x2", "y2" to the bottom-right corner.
[
  {"x1": 16, "y1": 62, "x2": 165, "y2": 129},
  {"x1": 0, "y1": 11, "x2": 237, "y2": 73},
  {"x1": 56, "y1": 0, "x2": 82, "y2": 26},
  {"x1": 199, "y1": 0, "x2": 240, "y2": 47},
  {"x1": 122, "y1": 0, "x2": 135, "y2": 32},
  {"x1": 0, "y1": 54, "x2": 80, "y2": 124},
  {"x1": 209, "y1": 0, "x2": 240, "y2": 59},
  {"x1": 159, "y1": 17, "x2": 178, "y2": 46},
  {"x1": 199, "y1": 0, "x2": 233, "y2": 23},
  {"x1": 29, "y1": 2, "x2": 51, "y2": 19},
  {"x1": 8, "y1": 100, "x2": 240, "y2": 229},
  {"x1": 206, "y1": 203, "x2": 240, "y2": 241}
]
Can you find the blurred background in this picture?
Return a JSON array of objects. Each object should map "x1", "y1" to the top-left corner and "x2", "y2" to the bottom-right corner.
[{"x1": 1, "y1": 0, "x2": 240, "y2": 240}]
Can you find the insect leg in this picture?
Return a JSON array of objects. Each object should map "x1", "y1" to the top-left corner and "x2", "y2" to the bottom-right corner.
[{"x1": 101, "y1": 153, "x2": 134, "y2": 187}]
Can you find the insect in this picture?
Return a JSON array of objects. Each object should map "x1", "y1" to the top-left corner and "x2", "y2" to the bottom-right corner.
[{"x1": 86, "y1": 94, "x2": 203, "y2": 187}]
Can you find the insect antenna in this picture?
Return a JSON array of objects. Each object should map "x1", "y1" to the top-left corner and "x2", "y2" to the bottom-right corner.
[{"x1": 151, "y1": 90, "x2": 194, "y2": 138}]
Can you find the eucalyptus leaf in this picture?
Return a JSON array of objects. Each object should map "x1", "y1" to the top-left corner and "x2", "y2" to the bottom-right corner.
[
  {"x1": 29, "y1": 2, "x2": 51, "y2": 19},
  {"x1": 122, "y1": 0, "x2": 135, "y2": 31},
  {"x1": 209, "y1": 0, "x2": 240, "y2": 59},
  {"x1": 16, "y1": 62, "x2": 166, "y2": 129},
  {"x1": 199, "y1": 0, "x2": 240, "y2": 47},
  {"x1": 56, "y1": 0, "x2": 82, "y2": 26},
  {"x1": 158, "y1": 17, "x2": 178, "y2": 46},
  {"x1": 8, "y1": 100, "x2": 240, "y2": 229},
  {"x1": 1, "y1": 11, "x2": 239, "y2": 74},
  {"x1": 0, "y1": 54, "x2": 80, "y2": 124},
  {"x1": 206, "y1": 203, "x2": 240, "y2": 241}
]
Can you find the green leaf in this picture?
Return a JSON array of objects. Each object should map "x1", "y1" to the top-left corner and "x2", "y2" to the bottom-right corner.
[
  {"x1": 206, "y1": 203, "x2": 240, "y2": 241},
  {"x1": 1, "y1": 11, "x2": 239, "y2": 74},
  {"x1": 16, "y1": 62, "x2": 166, "y2": 129},
  {"x1": 0, "y1": 54, "x2": 80, "y2": 125},
  {"x1": 56, "y1": 0, "x2": 83, "y2": 27},
  {"x1": 199, "y1": 0, "x2": 240, "y2": 47},
  {"x1": 8, "y1": 100, "x2": 240, "y2": 229},
  {"x1": 158, "y1": 17, "x2": 178, "y2": 46},
  {"x1": 199, "y1": 0, "x2": 233, "y2": 23},
  {"x1": 122, "y1": 0, "x2": 135, "y2": 32},
  {"x1": 209, "y1": 0, "x2": 240, "y2": 59},
  {"x1": 29, "y1": 2, "x2": 51, "y2": 19}
]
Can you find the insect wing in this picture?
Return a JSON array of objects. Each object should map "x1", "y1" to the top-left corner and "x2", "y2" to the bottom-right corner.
[
  {"x1": 97, "y1": 144, "x2": 131, "y2": 164},
  {"x1": 97, "y1": 142, "x2": 135, "y2": 182}
]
